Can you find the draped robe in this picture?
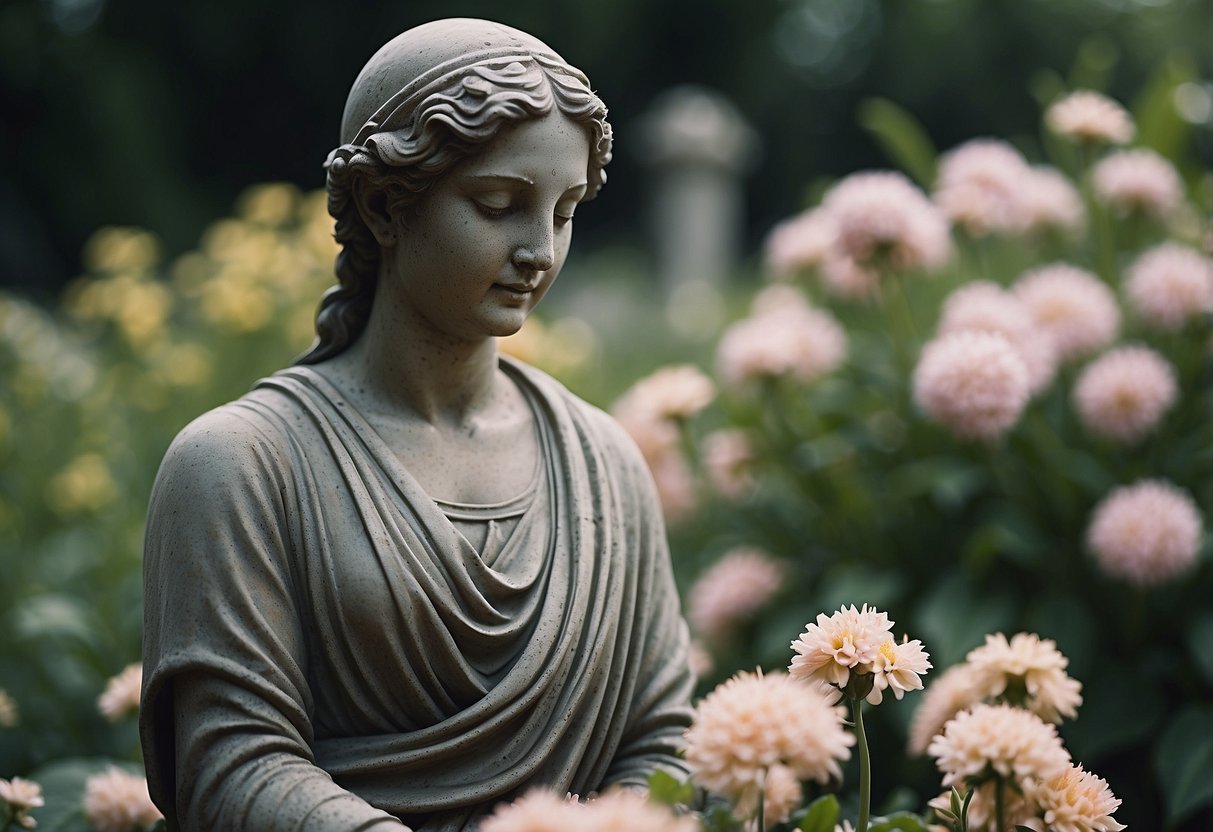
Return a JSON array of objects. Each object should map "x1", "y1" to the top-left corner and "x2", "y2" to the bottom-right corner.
[{"x1": 140, "y1": 358, "x2": 695, "y2": 831}]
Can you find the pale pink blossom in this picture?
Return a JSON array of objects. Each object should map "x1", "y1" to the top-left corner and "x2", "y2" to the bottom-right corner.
[
  {"x1": 612, "y1": 364, "x2": 716, "y2": 423},
  {"x1": 928, "y1": 781, "x2": 1039, "y2": 832},
  {"x1": 789, "y1": 604, "x2": 894, "y2": 690},
  {"x1": 927, "y1": 703, "x2": 1071, "y2": 790},
  {"x1": 1013, "y1": 264, "x2": 1120, "y2": 362},
  {"x1": 750, "y1": 283, "x2": 808, "y2": 316},
  {"x1": 965, "y1": 633, "x2": 1083, "y2": 724},
  {"x1": 1087, "y1": 479, "x2": 1204, "y2": 586},
  {"x1": 1073, "y1": 345, "x2": 1177, "y2": 444},
  {"x1": 937, "y1": 281, "x2": 1058, "y2": 395},
  {"x1": 868, "y1": 637, "x2": 932, "y2": 705},
  {"x1": 738, "y1": 764, "x2": 803, "y2": 830},
  {"x1": 82, "y1": 767, "x2": 163, "y2": 832},
  {"x1": 648, "y1": 449, "x2": 698, "y2": 524},
  {"x1": 908, "y1": 664, "x2": 982, "y2": 756},
  {"x1": 0, "y1": 777, "x2": 43, "y2": 813},
  {"x1": 702, "y1": 429, "x2": 756, "y2": 500},
  {"x1": 580, "y1": 788, "x2": 699, "y2": 832},
  {"x1": 688, "y1": 548, "x2": 787, "y2": 642},
  {"x1": 913, "y1": 331, "x2": 1030, "y2": 440},
  {"x1": 819, "y1": 253, "x2": 882, "y2": 300},
  {"x1": 821, "y1": 171, "x2": 952, "y2": 272},
  {"x1": 1125, "y1": 242, "x2": 1213, "y2": 331},
  {"x1": 1045, "y1": 91, "x2": 1134, "y2": 145},
  {"x1": 98, "y1": 662, "x2": 142, "y2": 721},
  {"x1": 688, "y1": 640, "x2": 715, "y2": 679},
  {"x1": 1092, "y1": 149, "x2": 1184, "y2": 220},
  {"x1": 765, "y1": 208, "x2": 838, "y2": 278},
  {"x1": 935, "y1": 139, "x2": 1033, "y2": 237},
  {"x1": 481, "y1": 789, "x2": 581, "y2": 832},
  {"x1": 1022, "y1": 166, "x2": 1086, "y2": 237},
  {"x1": 1034, "y1": 764, "x2": 1126, "y2": 832},
  {"x1": 716, "y1": 302, "x2": 846, "y2": 388},
  {"x1": 684, "y1": 670, "x2": 854, "y2": 800}
]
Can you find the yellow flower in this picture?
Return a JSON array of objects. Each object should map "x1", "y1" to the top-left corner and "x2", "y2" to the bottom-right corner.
[
  {"x1": 82, "y1": 227, "x2": 160, "y2": 273},
  {"x1": 48, "y1": 453, "x2": 118, "y2": 514}
]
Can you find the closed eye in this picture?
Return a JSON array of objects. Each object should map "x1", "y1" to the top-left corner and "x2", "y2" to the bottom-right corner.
[{"x1": 475, "y1": 202, "x2": 514, "y2": 219}]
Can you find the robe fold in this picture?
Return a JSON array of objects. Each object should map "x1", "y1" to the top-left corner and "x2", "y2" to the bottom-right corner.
[{"x1": 140, "y1": 358, "x2": 695, "y2": 831}]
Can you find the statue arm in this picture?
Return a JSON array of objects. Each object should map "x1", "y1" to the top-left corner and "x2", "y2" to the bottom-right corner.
[
  {"x1": 599, "y1": 426, "x2": 696, "y2": 790},
  {"x1": 141, "y1": 409, "x2": 409, "y2": 832}
]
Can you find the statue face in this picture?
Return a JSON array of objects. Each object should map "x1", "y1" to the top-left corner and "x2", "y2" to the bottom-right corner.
[{"x1": 383, "y1": 110, "x2": 592, "y2": 342}]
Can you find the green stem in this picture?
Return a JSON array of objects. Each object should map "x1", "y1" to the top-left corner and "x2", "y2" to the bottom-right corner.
[
  {"x1": 852, "y1": 697, "x2": 871, "y2": 832},
  {"x1": 757, "y1": 779, "x2": 766, "y2": 832}
]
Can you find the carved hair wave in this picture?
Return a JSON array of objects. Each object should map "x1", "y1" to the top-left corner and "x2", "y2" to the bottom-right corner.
[{"x1": 296, "y1": 54, "x2": 613, "y2": 365}]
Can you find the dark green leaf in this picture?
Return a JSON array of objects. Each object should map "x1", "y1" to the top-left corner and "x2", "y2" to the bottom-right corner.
[
  {"x1": 1154, "y1": 706, "x2": 1213, "y2": 826},
  {"x1": 867, "y1": 811, "x2": 931, "y2": 831},
  {"x1": 1186, "y1": 612, "x2": 1213, "y2": 686},
  {"x1": 647, "y1": 770, "x2": 695, "y2": 806},
  {"x1": 798, "y1": 794, "x2": 840, "y2": 832},
  {"x1": 856, "y1": 98, "x2": 938, "y2": 188}
]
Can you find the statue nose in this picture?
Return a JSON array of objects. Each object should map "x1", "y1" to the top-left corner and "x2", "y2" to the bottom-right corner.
[{"x1": 513, "y1": 234, "x2": 555, "y2": 271}]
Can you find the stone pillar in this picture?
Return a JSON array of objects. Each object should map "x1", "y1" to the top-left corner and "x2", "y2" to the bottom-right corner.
[{"x1": 638, "y1": 86, "x2": 758, "y2": 293}]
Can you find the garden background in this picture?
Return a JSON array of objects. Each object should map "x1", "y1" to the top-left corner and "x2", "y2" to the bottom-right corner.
[{"x1": 1, "y1": 0, "x2": 1211, "y2": 830}]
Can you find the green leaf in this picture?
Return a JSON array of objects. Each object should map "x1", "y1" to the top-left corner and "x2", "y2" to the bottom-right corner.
[
  {"x1": 798, "y1": 794, "x2": 840, "y2": 832},
  {"x1": 1154, "y1": 705, "x2": 1213, "y2": 826},
  {"x1": 856, "y1": 98, "x2": 938, "y2": 188},
  {"x1": 1187, "y1": 612, "x2": 1213, "y2": 686},
  {"x1": 867, "y1": 811, "x2": 931, "y2": 831},
  {"x1": 647, "y1": 769, "x2": 695, "y2": 806},
  {"x1": 1133, "y1": 54, "x2": 1197, "y2": 164}
]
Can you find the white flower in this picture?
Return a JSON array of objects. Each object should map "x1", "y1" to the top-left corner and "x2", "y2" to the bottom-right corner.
[
  {"x1": 1035, "y1": 764, "x2": 1126, "y2": 832},
  {"x1": 481, "y1": 789, "x2": 581, "y2": 832},
  {"x1": 927, "y1": 703, "x2": 1071, "y2": 790},
  {"x1": 868, "y1": 636, "x2": 932, "y2": 705},
  {"x1": 1013, "y1": 264, "x2": 1120, "y2": 363},
  {"x1": 934, "y1": 139, "x2": 1033, "y2": 237},
  {"x1": 1045, "y1": 91, "x2": 1134, "y2": 144},
  {"x1": 765, "y1": 208, "x2": 838, "y2": 277},
  {"x1": 82, "y1": 767, "x2": 163, "y2": 832},
  {"x1": 716, "y1": 297, "x2": 846, "y2": 388},
  {"x1": 1092, "y1": 149, "x2": 1184, "y2": 219},
  {"x1": 964, "y1": 633, "x2": 1083, "y2": 724},
  {"x1": 908, "y1": 664, "x2": 982, "y2": 756},
  {"x1": 98, "y1": 662, "x2": 142, "y2": 721},
  {"x1": 823, "y1": 171, "x2": 952, "y2": 271},
  {"x1": 913, "y1": 331, "x2": 1030, "y2": 440},
  {"x1": 1125, "y1": 242, "x2": 1213, "y2": 332},
  {"x1": 1087, "y1": 479, "x2": 1204, "y2": 586}
]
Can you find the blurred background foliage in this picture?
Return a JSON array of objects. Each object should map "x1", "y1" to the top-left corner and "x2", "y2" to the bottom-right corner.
[
  {"x1": 2, "y1": 0, "x2": 1211, "y2": 295},
  {"x1": 1, "y1": 1, "x2": 1212, "y2": 831}
]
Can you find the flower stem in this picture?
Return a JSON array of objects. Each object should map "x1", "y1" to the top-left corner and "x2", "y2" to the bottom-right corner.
[
  {"x1": 757, "y1": 781, "x2": 766, "y2": 832},
  {"x1": 852, "y1": 697, "x2": 871, "y2": 832},
  {"x1": 995, "y1": 775, "x2": 1006, "y2": 832}
]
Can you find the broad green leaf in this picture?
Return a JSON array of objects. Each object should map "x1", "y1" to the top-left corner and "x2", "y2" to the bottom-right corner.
[
  {"x1": 856, "y1": 98, "x2": 938, "y2": 188},
  {"x1": 798, "y1": 794, "x2": 840, "y2": 832},
  {"x1": 868, "y1": 811, "x2": 931, "y2": 831},
  {"x1": 1154, "y1": 706, "x2": 1213, "y2": 826},
  {"x1": 647, "y1": 769, "x2": 695, "y2": 806}
]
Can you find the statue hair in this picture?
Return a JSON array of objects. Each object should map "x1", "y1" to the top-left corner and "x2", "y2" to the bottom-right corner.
[{"x1": 296, "y1": 54, "x2": 613, "y2": 365}]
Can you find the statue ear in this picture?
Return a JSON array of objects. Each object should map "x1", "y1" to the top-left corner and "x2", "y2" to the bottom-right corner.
[{"x1": 352, "y1": 177, "x2": 400, "y2": 247}]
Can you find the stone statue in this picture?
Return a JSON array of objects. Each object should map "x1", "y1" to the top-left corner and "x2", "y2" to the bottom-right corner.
[{"x1": 139, "y1": 19, "x2": 694, "y2": 832}]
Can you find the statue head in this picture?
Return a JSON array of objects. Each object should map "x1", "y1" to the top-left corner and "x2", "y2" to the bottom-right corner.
[{"x1": 298, "y1": 18, "x2": 613, "y2": 364}]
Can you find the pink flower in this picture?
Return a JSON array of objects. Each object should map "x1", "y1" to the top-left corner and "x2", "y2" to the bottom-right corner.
[
  {"x1": 765, "y1": 208, "x2": 838, "y2": 277},
  {"x1": 612, "y1": 364, "x2": 716, "y2": 423},
  {"x1": 685, "y1": 670, "x2": 854, "y2": 799},
  {"x1": 1013, "y1": 264, "x2": 1120, "y2": 362},
  {"x1": 913, "y1": 331, "x2": 1030, "y2": 440},
  {"x1": 1022, "y1": 166, "x2": 1086, "y2": 237},
  {"x1": 907, "y1": 664, "x2": 982, "y2": 756},
  {"x1": 1073, "y1": 345, "x2": 1177, "y2": 444},
  {"x1": 1087, "y1": 479, "x2": 1203, "y2": 587},
  {"x1": 934, "y1": 139, "x2": 1033, "y2": 237},
  {"x1": 82, "y1": 767, "x2": 163, "y2": 832},
  {"x1": 868, "y1": 637, "x2": 932, "y2": 705},
  {"x1": 937, "y1": 281, "x2": 1058, "y2": 395},
  {"x1": 716, "y1": 297, "x2": 846, "y2": 388},
  {"x1": 579, "y1": 788, "x2": 699, "y2": 832},
  {"x1": 481, "y1": 789, "x2": 581, "y2": 832},
  {"x1": 1125, "y1": 242, "x2": 1213, "y2": 331},
  {"x1": 819, "y1": 253, "x2": 882, "y2": 300},
  {"x1": 821, "y1": 171, "x2": 952, "y2": 272},
  {"x1": 688, "y1": 548, "x2": 787, "y2": 642},
  {"x1": 927, "y1": 703, "x2": 1071, "y2": 790},
  {"x1": 1045, "y1": 91, "x2": 1134, "y2": 145},
  {"x1": 98, "y1": 662, "x2": 142, "y2": 721},
  {"x1": 702, "y1": 429, "x2": 756, "y2": 500},
  {"x1": 1092, "y1": 149, "x2": 1184, "y2": 220},
  {"x1": 648, "y1": 449, "x2": 698, "y2": 524},
  {"x1": 965, "y1": 633, "x2": 1083, "y2": 724},
  {"x1": 1035, "y1": 764, "x2": 1126, "y2": 832},
  {"x1": 737, "y1": 764, "x2": 803, "y2": 830}
]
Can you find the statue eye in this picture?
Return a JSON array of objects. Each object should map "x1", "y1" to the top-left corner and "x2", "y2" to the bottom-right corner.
[{"x1": 474, "y1": 200, "x2": 514, "y2": 219}]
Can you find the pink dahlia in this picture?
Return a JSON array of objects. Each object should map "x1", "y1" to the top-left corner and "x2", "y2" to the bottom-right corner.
[
  {"x1": 1125, "y1": 242, "x2": 1213, "y2": 332},
  {"x1": 1034, "y1": 764, "x2": 1126, "y2": 832},
  {"x1": 688, "y1": 547, "x2": 786, "y2": 642},
  {"x1": 716, "y1": 301, "x2": 846, "y2": 388},
  {"x1": 1073, "y1": 345, "x2": 1177, "y2": 444},
  {"x1": 701, "y1": 429, "x2": 756, "y2": 500},
  {"x1": 82, "y1": 767, "x2": 163, "y2": 832},
  {"x1": 1013, "y1": 264, "x2": 1120, "y2": 362},
  {"x1": 821, "y1": 171, "x2": 952, "y2": 272},
  {"x1": 927, "y1": 703, "x2": 1071, "y2": 790},
  {"x1": 819, "y1": 253, "x2": 882, "y2": 300},
  {"x1": 934, "y1": 139, "x2": 1033, "y2": 237},
  {"x1": 684, "y1": 670, "x2": 854, "y2": 799},
  {"x1": 907, "y1": 664, "x2": 981, "y2": 756},
  {"x1": 98, "y1": 662, "x2": 142, "y2": 721},
  {"x1": 913, "y1": 331, "x2": 1030, "y2": 440},
  {"x1": 1092, "y1": 149, "x2": 1184, "y2": 220},
  {"x1": 1045, "y1": 91, "x2": 1134, "y2": 145},
  {"x1": 1087, "y1": 479, "x2": 1204, "y2": 586},
  {"x1": 736, "y1": 764, "x2": 803, "y2": 830},
  {"x1": 937, "y1": 280, "x2": 1058, "y2": 395},
  {"x1": 580, "y1": 788, "x2": 699, "y2": 832},
  {"x1": 612, "y1": 363, "x2": 716, "y2": 423},
  {"x1": 1022, "y1": 166, "x2": 1086, "y2": 237},
  {"x1": 481, "y1": 790, "x2": 580, "y2": 832},
  {"x1": 765, "y1": 208, "x2": 838, "y2": 278},
  {"x1": 965, "y1": 633, "x2": 1083, "y2": 724}
]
